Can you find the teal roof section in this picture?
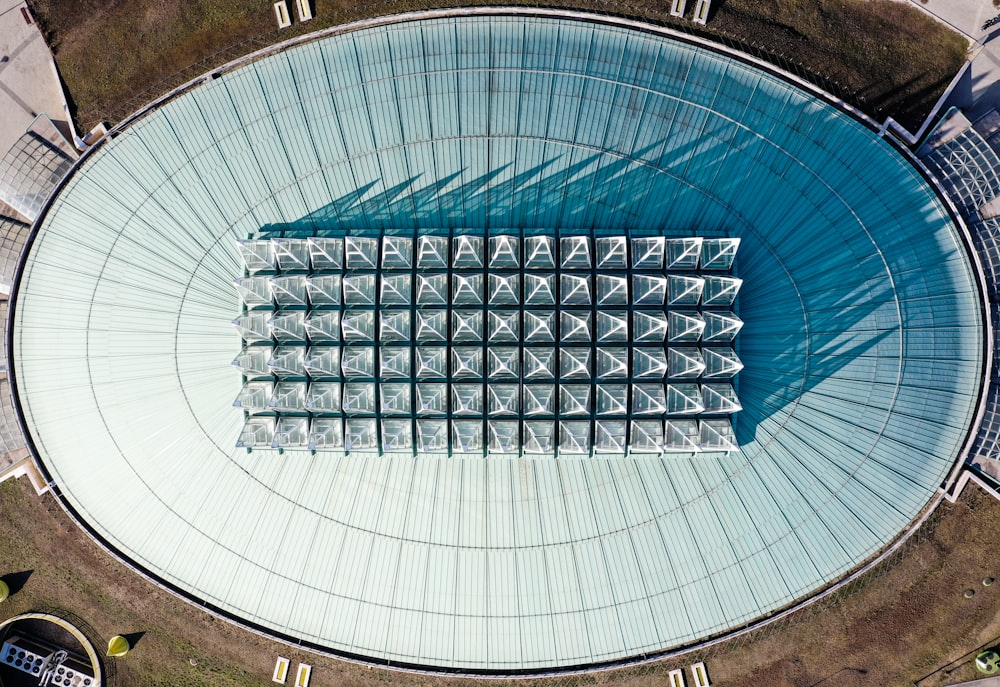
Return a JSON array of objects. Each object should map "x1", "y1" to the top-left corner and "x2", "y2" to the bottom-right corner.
[{"x1": 10, "y1": 12, "x2": 985, "y2": 672}]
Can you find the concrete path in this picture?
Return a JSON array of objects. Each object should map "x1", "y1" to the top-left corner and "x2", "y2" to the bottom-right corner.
[
  {"x1": 0, "y1": 1, "x2": 73, "y2": 158},
  {"x1": 911, "y1": 0, "x2": 1000, "y2": 122}
]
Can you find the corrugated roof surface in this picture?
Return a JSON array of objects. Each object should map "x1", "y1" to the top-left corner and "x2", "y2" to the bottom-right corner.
[{"x1": 10, "y1": 14, "x2": 984, "y2": 671}]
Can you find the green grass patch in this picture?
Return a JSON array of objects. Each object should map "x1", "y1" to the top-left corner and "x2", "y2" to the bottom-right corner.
[{"x1": 27, "y1": 0, "x2": 966, "y2": 132}]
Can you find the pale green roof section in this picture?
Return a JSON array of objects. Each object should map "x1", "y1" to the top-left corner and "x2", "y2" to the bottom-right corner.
[{"x1": 11, "y1": 13, "x2": 984, "y2": 672}]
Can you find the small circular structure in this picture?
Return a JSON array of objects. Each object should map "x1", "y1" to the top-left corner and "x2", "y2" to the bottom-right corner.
[
  {"x1": 0, "y1": 613, "x2": 102, "y2": 686},
  {"x1": 977, "y1": 650, "x2": 1000, "y2": 674}
]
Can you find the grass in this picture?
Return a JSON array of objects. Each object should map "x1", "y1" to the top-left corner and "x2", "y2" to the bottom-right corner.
[
  {"x1": 26, "y1": 0, "x2": 967, "y2": 133},
  {"x1": 3, "y1": 475, "x2": 1000, "y2": 686}
]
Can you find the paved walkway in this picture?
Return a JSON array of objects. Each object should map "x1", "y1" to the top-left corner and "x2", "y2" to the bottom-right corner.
[
  {"x1": 911, "y1": 0, "x2": 1000, "y2": 122},
  {"x1": 0, "y1": 1, "x2": 72, "y2": 160}
]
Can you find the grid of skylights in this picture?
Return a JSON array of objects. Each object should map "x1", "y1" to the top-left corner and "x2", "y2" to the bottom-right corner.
[{"x1": 232, "y1": 233, "x2": 743, "y2": 455}]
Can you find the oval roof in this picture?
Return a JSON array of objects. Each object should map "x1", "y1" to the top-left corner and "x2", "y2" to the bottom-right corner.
[{"x1": 10, "y1": 12, "x2": 985, "y2": 672}]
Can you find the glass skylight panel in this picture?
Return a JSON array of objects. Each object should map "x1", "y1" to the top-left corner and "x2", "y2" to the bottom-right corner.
[
  {"x1": 273, "y1": 418, "x2": 309, "y2": 448},
  {"x1": 597, "y1": 311, "x2": 628, "y2": 342},
  {"x1": 270, "y1": 382, "x2": 307, "y2": 411},
  {"x1": 452, "y1": 236, "x2": 484, "y2": 268},
  {"x1": 416, "y1": 235, "x2": 448, "y2": 268},
  {"x1": 307, "y1": 237, "x2": 343, "y2": 270},
  {"x1": 489, "y1": 235, "x2": 520, "y2": 268},
  {"x1": 634, "y1": 348, "x2": 668, "y2": 379},
  {"x1": 596, "y1": 275, "x2": 628, "y2": 305},
  {"x1": 452, "y1": 346, "x2": 483, "y2": 378},
  {"x1": 702, "y1": 348, "x2": 743, "y2": 378},
  {"x1": 633, "y1": 275, "x2": 667, "y2": 305},
  {"x1": 634, "y1": 311, "x2": 669, "y2": 342},
  {"x1": 341, "y1": 311, "x2": 375, "y2": 341},
  {"x1": 343, "y1": 382, "x2": 376, "y2": 414},
  {"x1": 308, "y1": 418, "x2": 343, "y2": 450},
  {"x1": 595, "y1": 420, "x2": 626, "y2": 452},
  {"x1": 560, "y1": 311, "x2": 591, "y2": 342},
  {"x1": 667, "y1": 275, "x2": 704, "y2": 306},
  {"x1": 487, "y1": 347, "x2": 519, "y2": 379},
  {"x1": 273, "y1": 239, "x2": 310, "y2": 271},
  {"x1": 380, "y1": 274, "x2": 411, "y2": 305},
  {"x1": 233, "y1": 229, "x2": 742, "y2": 455},
  {"x1": 595, "y1": 236, "x2": 627, "y2": 268},
  {"x1": 488, "y1": 385, "x2": 520, "y2": 416},
  {"x1": 379, "y1": 347, "x2": 411, "y2": 378},
  {"x1": 702, "y1": 276, "x2": 742, "y2": 307},
  {"x1": 488, "y1": 310, "x2": 518, "y2": 342},
  {"x1": 523, "y1": 311, "x2": 555, "y2": 342},
  {"x1": 415, "y1": 310, "x2": 448, "y2": 342},
  {"x1": 341, "y1": 347, "x2": 374, "y2": 377},
  {"x1": 417, "y1": 419, "x2": 447, "y2": 451},
  {"x1": 631, "y1": 237, "x2": 665, "y2": 269},
  {"x1": 703, "y1": 312, "x2": 744, "y2": 341},
  {"x1": 560, "y1": 236, "x2": 591, "y2": 268},
  {"x1": 306, "y1": 382, "x2": 341, "y2": 412},
  {"x1": 524, "y1": 274, "x2": 556, "y2": 305},
  {"x1": 415, "y1": 347, "x2": 447, "y2": 378},
  {"x1": 235, "y1": 276, "x2": 272, "y2": 307},
  {"x1": 669, "y1": 312, "x2": 706, "y2": 342},
  {"x1": 380, "y1": 383, "x2": 412, "y2": 415},
  {"x1": 452, "y1": 420, "x2": 483, "y2": 451},
  {"x1": 523, "y1": 421, "x2": 554, "y2": 453},
  {"x1": 344, "y1": 418, "x2": 377, "y2": 450},
  {"x1": 268, "y1": 346, "x2": 305, "y2": 376},
  {"x1": 345, "y1": 237, "x2": 378, "y2": 269},
  {"x1": 306, "y1": 275, "x2": 341, "y2": 305},
  {"x1": 523, "y1": 348, "x2": 556, "y2": 380},
  {"x1": 306, "y1": 310, "x2": 345, "y2": 342},
  {"x1": 668, "y1": 348, "x2": 706, "y2": 379},
  {"x1": 416, "y1": 383, "x2": 447, "y2": 414},
  {"x1": 381, "y1": 236, "x2": 413, "y2": 269},
  {"x1": 238, "y1": 240, "x2": 276, "y2": 272},
  {"x1": 700, "y1": 238, "x2": 740, "y2": 270},
  {"x1": 560, "y1": 274, "x2": 591, "y2": 305},
  {"x1": 453, "y1": 274, "x2": 484, "y2": 305},
  {"x1": 416, "y1": 274, "x2": 447, "y2": 305},
  {"x1": 596, "y1": 348, "x2": 628, "y2": 379},
  {"x1": 488, "y1": 274, "x2": 520, "y2": 305},
  {"x1": 664, "y1": 420, "x2": 700, "y2": 452},
  {"x1": 666, "y1": 237, "x2": 703, "y2": 269},
  {"x1": 489, "y1": 421, "x2": 519, "y2": 452},
  {"x1": 524, "y1": 236, "x2": 555, "y2": 268},
  {"x1": 269, "y1": 311, "x2": 307, "y2": 342},
  {"x1": 233, "y1": 313, "x2": 271, "y2": 342},
  {"x1": 559, "y1": 385, "x2": 590, "y2": 416},
  {"x1": 382, "y1": 420, "x2": 413, "y2": 452},
  {"x1": 234, "y1": 381, "x2": 273, "y2": 412},
  {"x1": 238, "y1": 418, "x2": 275, "y2": 448},
  {"x1": 559, "y1": 421, "x2": 591, "y2": 454},
  {"x1": 454, "y1": 310, "x2": 484, "y2": 342},
  {"x1": 343, "y1": 274, "x2": 376, "y2": 305},
  {"x1": 523, "y1": 385, "x2": 556, "y2": 415},
  {"x1": 379, "y1": 311, "x2": 410, "y2": 341},
  {"x1": 699, "y1": 419, "x2": 738, "y2": 451},
  {"x1": 304, "y1": 347, "x2": 340, "y2": 378}
]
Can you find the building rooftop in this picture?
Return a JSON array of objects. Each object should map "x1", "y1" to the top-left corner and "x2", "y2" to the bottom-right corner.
[{"x1": 8, "y1": 12, "x2": 986, "y2": 673}]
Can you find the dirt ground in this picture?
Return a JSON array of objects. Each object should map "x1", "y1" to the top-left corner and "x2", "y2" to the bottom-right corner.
[
  {"x1": 2, "y1": 475, "x2": 1000, "y2": 687},
  {"x1": 26, "y1": 0, "x2": 967, "y2": 133}
]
